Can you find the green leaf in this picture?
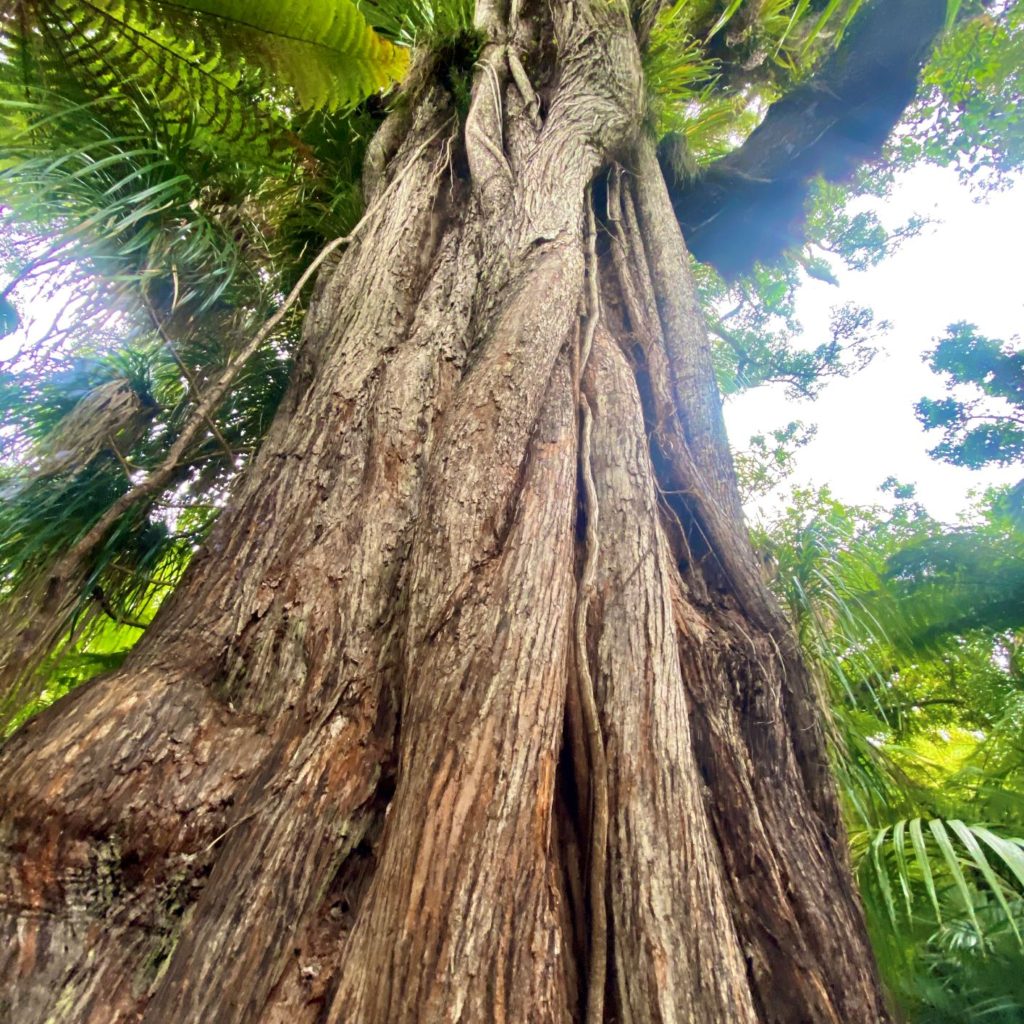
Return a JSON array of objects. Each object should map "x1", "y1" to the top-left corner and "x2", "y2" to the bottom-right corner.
[
  {"x1": 892, "y1": 818, "x2": 915, "y2": 920},
  {"x1": 776, "y1": 0, "x2": 812, "y2": 52},
  {"x1": 929, "y1": 817, "x2": 982, "y2": 935},
  {"x1": 945, "y1": 0, "x2": 963, "y2": 32},
  {"x1": 973, "y1": 825, "x2": 1024, "y2": 893},
  {"x1": 872, "y1": 824, "x2": 898, "y2": 925},
  {"x1": 953, "y1": 822, "x2": 1024, "y2": 946},
  {"x1": 153, "y1": 0, "x2": 410, "y2": 109},
  {"x1": 909, "y1": 816, "x2": 942, "y2": 923},
  {"x1": 801, "y1": 0, "x2": 845, "y2": 54},
  {"x1": 706, "y1": 0, "x2": 745, "y2": 41},
  {"x1": 3, "y1": 0, "x2": 409, "y2": 151}
]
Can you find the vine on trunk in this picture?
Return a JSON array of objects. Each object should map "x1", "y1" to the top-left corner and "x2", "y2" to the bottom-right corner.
[{"x1": 573, "y1": 195, "x2": 609, "y2": 1024}]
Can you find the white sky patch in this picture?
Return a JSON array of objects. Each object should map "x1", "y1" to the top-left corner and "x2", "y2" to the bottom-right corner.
[{"x1": 724, "y1": 165, "x2": 1024, "y2": 524}]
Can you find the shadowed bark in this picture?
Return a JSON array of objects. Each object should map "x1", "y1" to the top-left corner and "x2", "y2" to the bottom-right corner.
[{"x1": 1, "y1": 2, "x2": 889, "y2": 1021}]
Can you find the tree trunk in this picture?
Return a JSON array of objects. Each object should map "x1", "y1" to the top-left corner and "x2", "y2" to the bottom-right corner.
[{"x1": 0, "y1": 3, "x2": 888, "y2": 1022}]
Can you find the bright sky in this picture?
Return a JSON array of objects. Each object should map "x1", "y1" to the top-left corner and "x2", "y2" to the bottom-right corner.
[{"x1": 723, "y1": 165, "x2": 1024, "y2": 524}]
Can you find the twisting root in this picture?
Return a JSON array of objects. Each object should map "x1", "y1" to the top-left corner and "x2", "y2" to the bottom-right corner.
[
  {"x1": 580, "y1": 200, "x2": 600, "y2": 372},
  {"x1": 575, "y1": 193, "x2": 608, "y2": 1024},
  {"x1": 576, "y1": 394, "x2": 608, "y2": 1024}
]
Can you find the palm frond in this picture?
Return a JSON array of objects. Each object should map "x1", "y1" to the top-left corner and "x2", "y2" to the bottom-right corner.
[{"x1": 858, "y1": 815, "x2": 1024, "y2": 948}]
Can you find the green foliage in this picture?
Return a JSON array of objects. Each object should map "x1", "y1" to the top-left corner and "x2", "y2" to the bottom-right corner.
[
  {"x1": 916, "y1": 322, "x2": 1024, "y2": 469},
  {"x1": 1, "y1": 0, "x2": 407, "y2": 138},
  {"x1": 897, "y1": 1, "x2": 1024, "y2": 187},
  {"x1": 860, "y1": 817, "x2": 1024, "y2": 1023},
  {"x1": 0, "y1": 336, "x2": 237, "y2": 677},
  {"x1": 0, "y1": 93, "x2": 248, "y2": 325},
  {"x1": 734, "y1": 420, "x2": 816, "y2": 499},
  {"x1": 642, "y1": 2, "x2": 721, "y2": 146},
  {"x1": 357, "y1": 0, "x2": 476, "y2": 49},
  {"x1": 751, "y1": 481, "x2": 1024, "y2": 1021},
  {"x1": 0, "y1": 0, "x2": 409, "y2": 725},
  {"x1": 696, "y1": 172, "x2": 935, "y2": 400},
  {"x1": 804, "y1": 178, "x2": 927, "y2": 272},
  {"x1": 643, "y1": 0, "x2": 867, "y2": 161},
  {"x1": 883, "y1": 497, "x2": 1024, "y2": 650},
  {"x1": 700, "y1": 258, "x2": 884, "y2": 398},
  {"x1": 2, "y1": 619, "x2": 137, "y2": 737},
  {"x1": 862, "y1": 817, "x2": 1024, "y2": 938}
]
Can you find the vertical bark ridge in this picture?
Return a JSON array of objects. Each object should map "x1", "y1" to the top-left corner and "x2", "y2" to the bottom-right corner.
[
  {"x1": 608, "y1": 155, "x2": 842, "y2": 827},
  {"x1": 139, "y1": 117, "x2": 478, "y2": 1024},
  {"x1": 607, "y1": 160, "x2": 779, "y2": 635},
  {"x1": 328, "y1": 358, "x2": 578, "y2": 1023},
  {"x1": 674, "y1": 597, "x2": 888, "y2": 1022},
  {"x1": 597, "y1": 145, "x2": 885, "y2": 1021},
  {"x1": 629, "y1": 140, "x2": 747, "y2": 534},
  {"x1": 583, "y1": 327, "x2": 759, "y2": 1024}
]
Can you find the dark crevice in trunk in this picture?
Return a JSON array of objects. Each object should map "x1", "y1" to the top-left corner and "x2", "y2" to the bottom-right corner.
[{"x1": 553, "y1": 711, "x2": 589, "y2": 1017}]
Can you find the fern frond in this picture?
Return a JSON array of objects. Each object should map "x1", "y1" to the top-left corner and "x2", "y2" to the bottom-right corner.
[
  {"x1": 137, "y1": 0, "x2": 409, "y2": 109},
  {"x1": 1, "y1": 0, "x2": 407, "y2": 152},
  {"x1": 356, "y1": 0, "x2": 475, "y2": 48}
]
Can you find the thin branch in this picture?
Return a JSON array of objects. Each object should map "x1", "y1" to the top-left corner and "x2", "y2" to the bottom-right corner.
[
  {"x1": 90, "y1": 586, "x2": 149, "y2": 630},
  {"x1": 106, "y1": 434, "x2": 137, "y2": 483},
  {"x1": 143, "y1": 294, "x2": 237, "y2": 466}
]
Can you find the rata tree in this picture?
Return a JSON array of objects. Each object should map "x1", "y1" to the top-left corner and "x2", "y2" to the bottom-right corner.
[{"x1": 0, "y1": 0, "x2": 1001, "y2": 1021}]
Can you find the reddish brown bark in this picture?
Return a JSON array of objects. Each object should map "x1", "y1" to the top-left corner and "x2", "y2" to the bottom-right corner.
[{"x1": 0, "y1": 3, "x2": 888, "y2": 1022}]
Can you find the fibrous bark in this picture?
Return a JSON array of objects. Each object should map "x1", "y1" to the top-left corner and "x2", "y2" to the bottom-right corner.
[{"x1": 1, "y1": 2, "x2": 888, "y2": 1021}]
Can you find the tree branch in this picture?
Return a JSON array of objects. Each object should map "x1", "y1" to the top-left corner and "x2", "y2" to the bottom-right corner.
[
  {"x1": 90, "y1": 586, "x2": 149, "y2": 630},
  {"x1": 668, "y1": 0, "x2": 949, "y2": 279}
]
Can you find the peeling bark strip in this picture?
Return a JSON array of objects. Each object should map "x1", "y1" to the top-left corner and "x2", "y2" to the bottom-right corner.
[{"x1": 0, "y1": 2, "x2": 889, "y2": 1022}]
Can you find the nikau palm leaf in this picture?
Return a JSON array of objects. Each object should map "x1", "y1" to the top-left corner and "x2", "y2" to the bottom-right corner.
[{"x1": 859, "y1": 816, "x2": 1024, "y2": 954}]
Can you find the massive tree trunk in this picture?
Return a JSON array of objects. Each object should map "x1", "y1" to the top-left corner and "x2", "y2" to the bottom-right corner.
[{"x1": 0, "y1": 3, "x2": 888, "y2": 1021}]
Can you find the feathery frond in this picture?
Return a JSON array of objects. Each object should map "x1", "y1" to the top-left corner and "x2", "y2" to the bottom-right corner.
[{"x1": 1, "y1": 0, "x2": 407, "y2": 143}]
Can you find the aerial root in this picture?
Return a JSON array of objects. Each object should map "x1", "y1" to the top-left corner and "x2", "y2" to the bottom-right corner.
[{"x1": 574, "y1": 192, "x2": 608, "y2": 1024}]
